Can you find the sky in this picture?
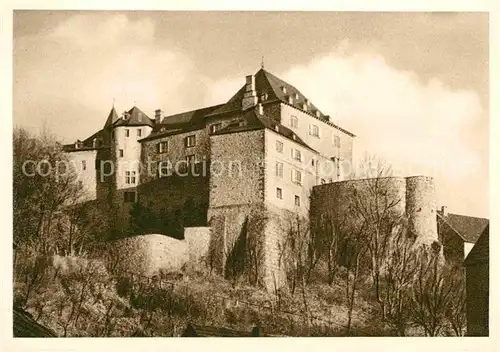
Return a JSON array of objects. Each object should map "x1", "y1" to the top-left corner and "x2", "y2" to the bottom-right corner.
[{"x1": 13, "y1": 11, "x2": 489, "y2": 218}]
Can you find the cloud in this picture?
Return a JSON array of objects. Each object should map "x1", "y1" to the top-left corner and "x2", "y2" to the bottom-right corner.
[
  {"x1": 14, "y1": 14, "x2": 207, "y2": 140},
  {"x1": 13, "y1": 16, "x2": 487, "y2": 216}
]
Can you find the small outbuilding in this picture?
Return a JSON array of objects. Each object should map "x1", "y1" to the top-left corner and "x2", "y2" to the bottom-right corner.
[
  {"x1": 464, "y1": 224, "x2": 489, "y2": 336},
  {"x1": 13, "y1": 307, "x2": 57, "y2": 337},
  {"x1": 181, "y1": 323, "x2": 269, "y2": 337}
]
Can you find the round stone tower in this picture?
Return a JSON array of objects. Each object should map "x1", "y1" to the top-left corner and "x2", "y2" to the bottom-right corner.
[{"x1": 405, "y1": 176, "x2": 438, "y2": 245}]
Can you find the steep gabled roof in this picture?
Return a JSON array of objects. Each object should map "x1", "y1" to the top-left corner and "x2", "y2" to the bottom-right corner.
[
  {"x1": 14, "y1": 307, "x2": 58, "y2": 337},
  {"x1": 114, "y1": 106, "x2": 154, "y2": 127},
  {"x1": 139, "y1": 104, "x2": 224, "y2": 142},
  {"x1": 206, "y1": 68, "x2": 355, "y2": 137},
  {"x1": 464, "y1": 224, "x2": 489, "y2": 266},
  {"x1": 103, "y1": 107, "x2": 119, "y2": 127},
  {"x1": 438, "y1": 212, "x2": 489, "y2": 243},
  {"x1": 212, "y1": 108, "x2": 316, "y2": 152},
  {"x1": 181, "y1": 323, "x2": 276, "y2": 337}
]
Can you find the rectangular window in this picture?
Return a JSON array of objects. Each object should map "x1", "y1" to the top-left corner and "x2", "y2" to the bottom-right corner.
[
  {"x1": 185, "y1": 135, "x2": 196, "y2": 148},
  {"x1": 275, "y1": 162, "x2": 283, "y2": 178},
  {"x1": 291, "y1": 148, "x2": 302, "y2": 162},
  {"x1": 82, "y1": 160, "x2": 86, "y2": 171},
  {"x1": 292, "y1": 169, "x2": 302, "y2": 185},
  {"x1": 290, "y1": 115, "x2": 298, "y2": 129},
  {"x1": 124, "y1": 191, "x2": 136, "y2": 203},
  {"x1": 186, "y1": 154, "x2": 196, "y2": 164},
  {"x1": 157, "y1": 141, "x2": 168, "y2": 154},
  {"x1": 137, "y1": 129, "x2": 142, "y2": 137},
  {"x1": 210, "y1": 123, "x2": 222, "y2": 133},
  {"x1": 310, "y1": 124, "x2": 319, "y2": 137},
  {"x1": 276, "y1": 187, "x2": 283, "y2": 199},
  {"x1": 276, "y1": 140, "x2": 284, "y2": 153},
  {"x1": 334, "y1": 135, "x2": 341, "y2": 148},
  {"x1": 119, "y1": 149, "x2": 124, "y2": 158},
  {"x1": 125, "y1": 171, "x2": 137, "y2": 184},
  {"x1": 295, "y1": 195, "x2": 301, "y2": 206},
  {"x1": 125, "y1": 129, "x2": 130, "y2": 137}
]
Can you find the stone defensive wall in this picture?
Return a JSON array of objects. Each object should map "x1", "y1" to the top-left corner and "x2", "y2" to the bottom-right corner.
[
  {"x1": 310, "y1": 176, "x2": 438, "y2": 245},
  {"x1": 94, "y1": 227, "x2": 211, "y2": 277}
]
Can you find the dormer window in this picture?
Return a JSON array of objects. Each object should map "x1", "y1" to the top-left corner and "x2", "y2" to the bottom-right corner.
[
  {"x1": 260, "y1": 92, "x2": 268, "y2": 101},
  {"x1": 281, "y1": 86, "x2": 287, "y2": 94},
  {"x1": 210, "y1": 123, "x2": 222, "y2": 133},
  {"x1": 315, "y1": 110, "x2": 321, "y2": 118},
  {"x1": 302, "y1": 103, "x2": 308, "y2": 111},
  {"x1": 295, "y1": 93, "x2": 299, "y2": 100},
  {"x1": 288, "y1": 96, "x2": 294, "y2": 104},
  {"x1": 306, "y1": 99, "x2": 310, "y2": 106},
  {"x1": 138, "y1": 113, "x2": 143, "y2": 122}
]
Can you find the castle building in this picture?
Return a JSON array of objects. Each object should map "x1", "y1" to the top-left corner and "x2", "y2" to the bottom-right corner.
[{"x1": 64, "y1": 68, "x2": 355, "y2": 288}]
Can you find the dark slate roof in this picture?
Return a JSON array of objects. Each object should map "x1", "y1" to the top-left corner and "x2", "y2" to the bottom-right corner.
[
  {"x1": 114, "y1": 106, "x2": 154, "y2": 127},
  {"x1": 206, "y1": 68, "x2": 355, "y2": 137},
  {"x1": 140, "y1": 104, "x2": 224, "y2": 142},
  {"x1": 464, "y1": 224, "x2": 489, "y2": 266},
  {"x1": 103, "y1": 107, "x2": 119, "y2": 127},
  {"x1": 439, "y1": 213, "x2": 489, "y2": 243},
  {"x1": 62, "y1": 128, "x2": 109, "y2": 152},
  {"x1": 13, "y1": 307, "x2": 57, "y2": 337},
  {"x1": 181, "y1": 323, "x2": 272, "y2": 337},
  {"x1": 212, "y1": 108, "x2": 316, "y2": 152}
]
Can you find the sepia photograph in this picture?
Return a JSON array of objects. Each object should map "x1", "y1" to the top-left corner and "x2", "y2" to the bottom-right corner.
[{"x1": 11, "y1": 10, "x2": 490, "y2": 339}]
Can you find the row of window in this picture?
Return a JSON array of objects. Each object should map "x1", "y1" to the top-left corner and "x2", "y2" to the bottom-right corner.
[
  {"x1": 275, "y1": 161, "x2": 302, "y2": 185},
  {"x1": 289, "y1": 115, "x2": 342, "y2": 147},
  {"x1": 156, "y1": 135, "x2": 196, "y2": 154},
  {"x1": 276, "y1": 187, "x2": 301, "y2": 206},
  {"x1": 113, "y1": 129, "x2": 143, "y2": 139},
  {"x1": 276, "y1": 140, "x2": 303, "y2": 162}
]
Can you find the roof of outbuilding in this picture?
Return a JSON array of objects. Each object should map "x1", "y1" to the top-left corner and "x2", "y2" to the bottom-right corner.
[
  {"x1": 464, "y1": 224, "x2": 489, "y2": 266},
  {"x1": 438, "y1": 213, "x2": 489, "y2": 243},
  {"x1": 181, "y1": 323, "x2": 277, "y2": 337},
  {"x1": 13, "y1": 307, "x2": 58, "y2": 337}
]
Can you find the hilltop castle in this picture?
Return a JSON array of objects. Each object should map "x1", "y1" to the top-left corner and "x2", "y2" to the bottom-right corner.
[{"x1": 64, "y1": 68, "x2": 438, "y2": 289}]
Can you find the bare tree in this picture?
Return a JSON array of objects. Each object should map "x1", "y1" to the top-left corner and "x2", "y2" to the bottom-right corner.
[
  {"x1": 410, "y1": 242, "x2": 454, "y2": 336},
  {"x1": 350, "y1": 154, "x2": 405, "y2": 319},
  {"x1": 379, "y1": 221, "x2": 419, "y2": 336}
]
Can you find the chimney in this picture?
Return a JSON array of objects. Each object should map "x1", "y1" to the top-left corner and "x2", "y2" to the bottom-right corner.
[
  {"x1": 154, "y1": 109, "x2": 163, "y2": 124},
  {"x1": 257, "y1": 103, "x2": 264, "y2": 115},
  {"x1": 251, "y1": 326, "x2": 263, "y2": 337},
  {"x1": 242, "y1": 74, "x2": 258, "y2": 110},
  {"x1": 439, "y1": 205, "x2": 448, "y2": 216}
]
